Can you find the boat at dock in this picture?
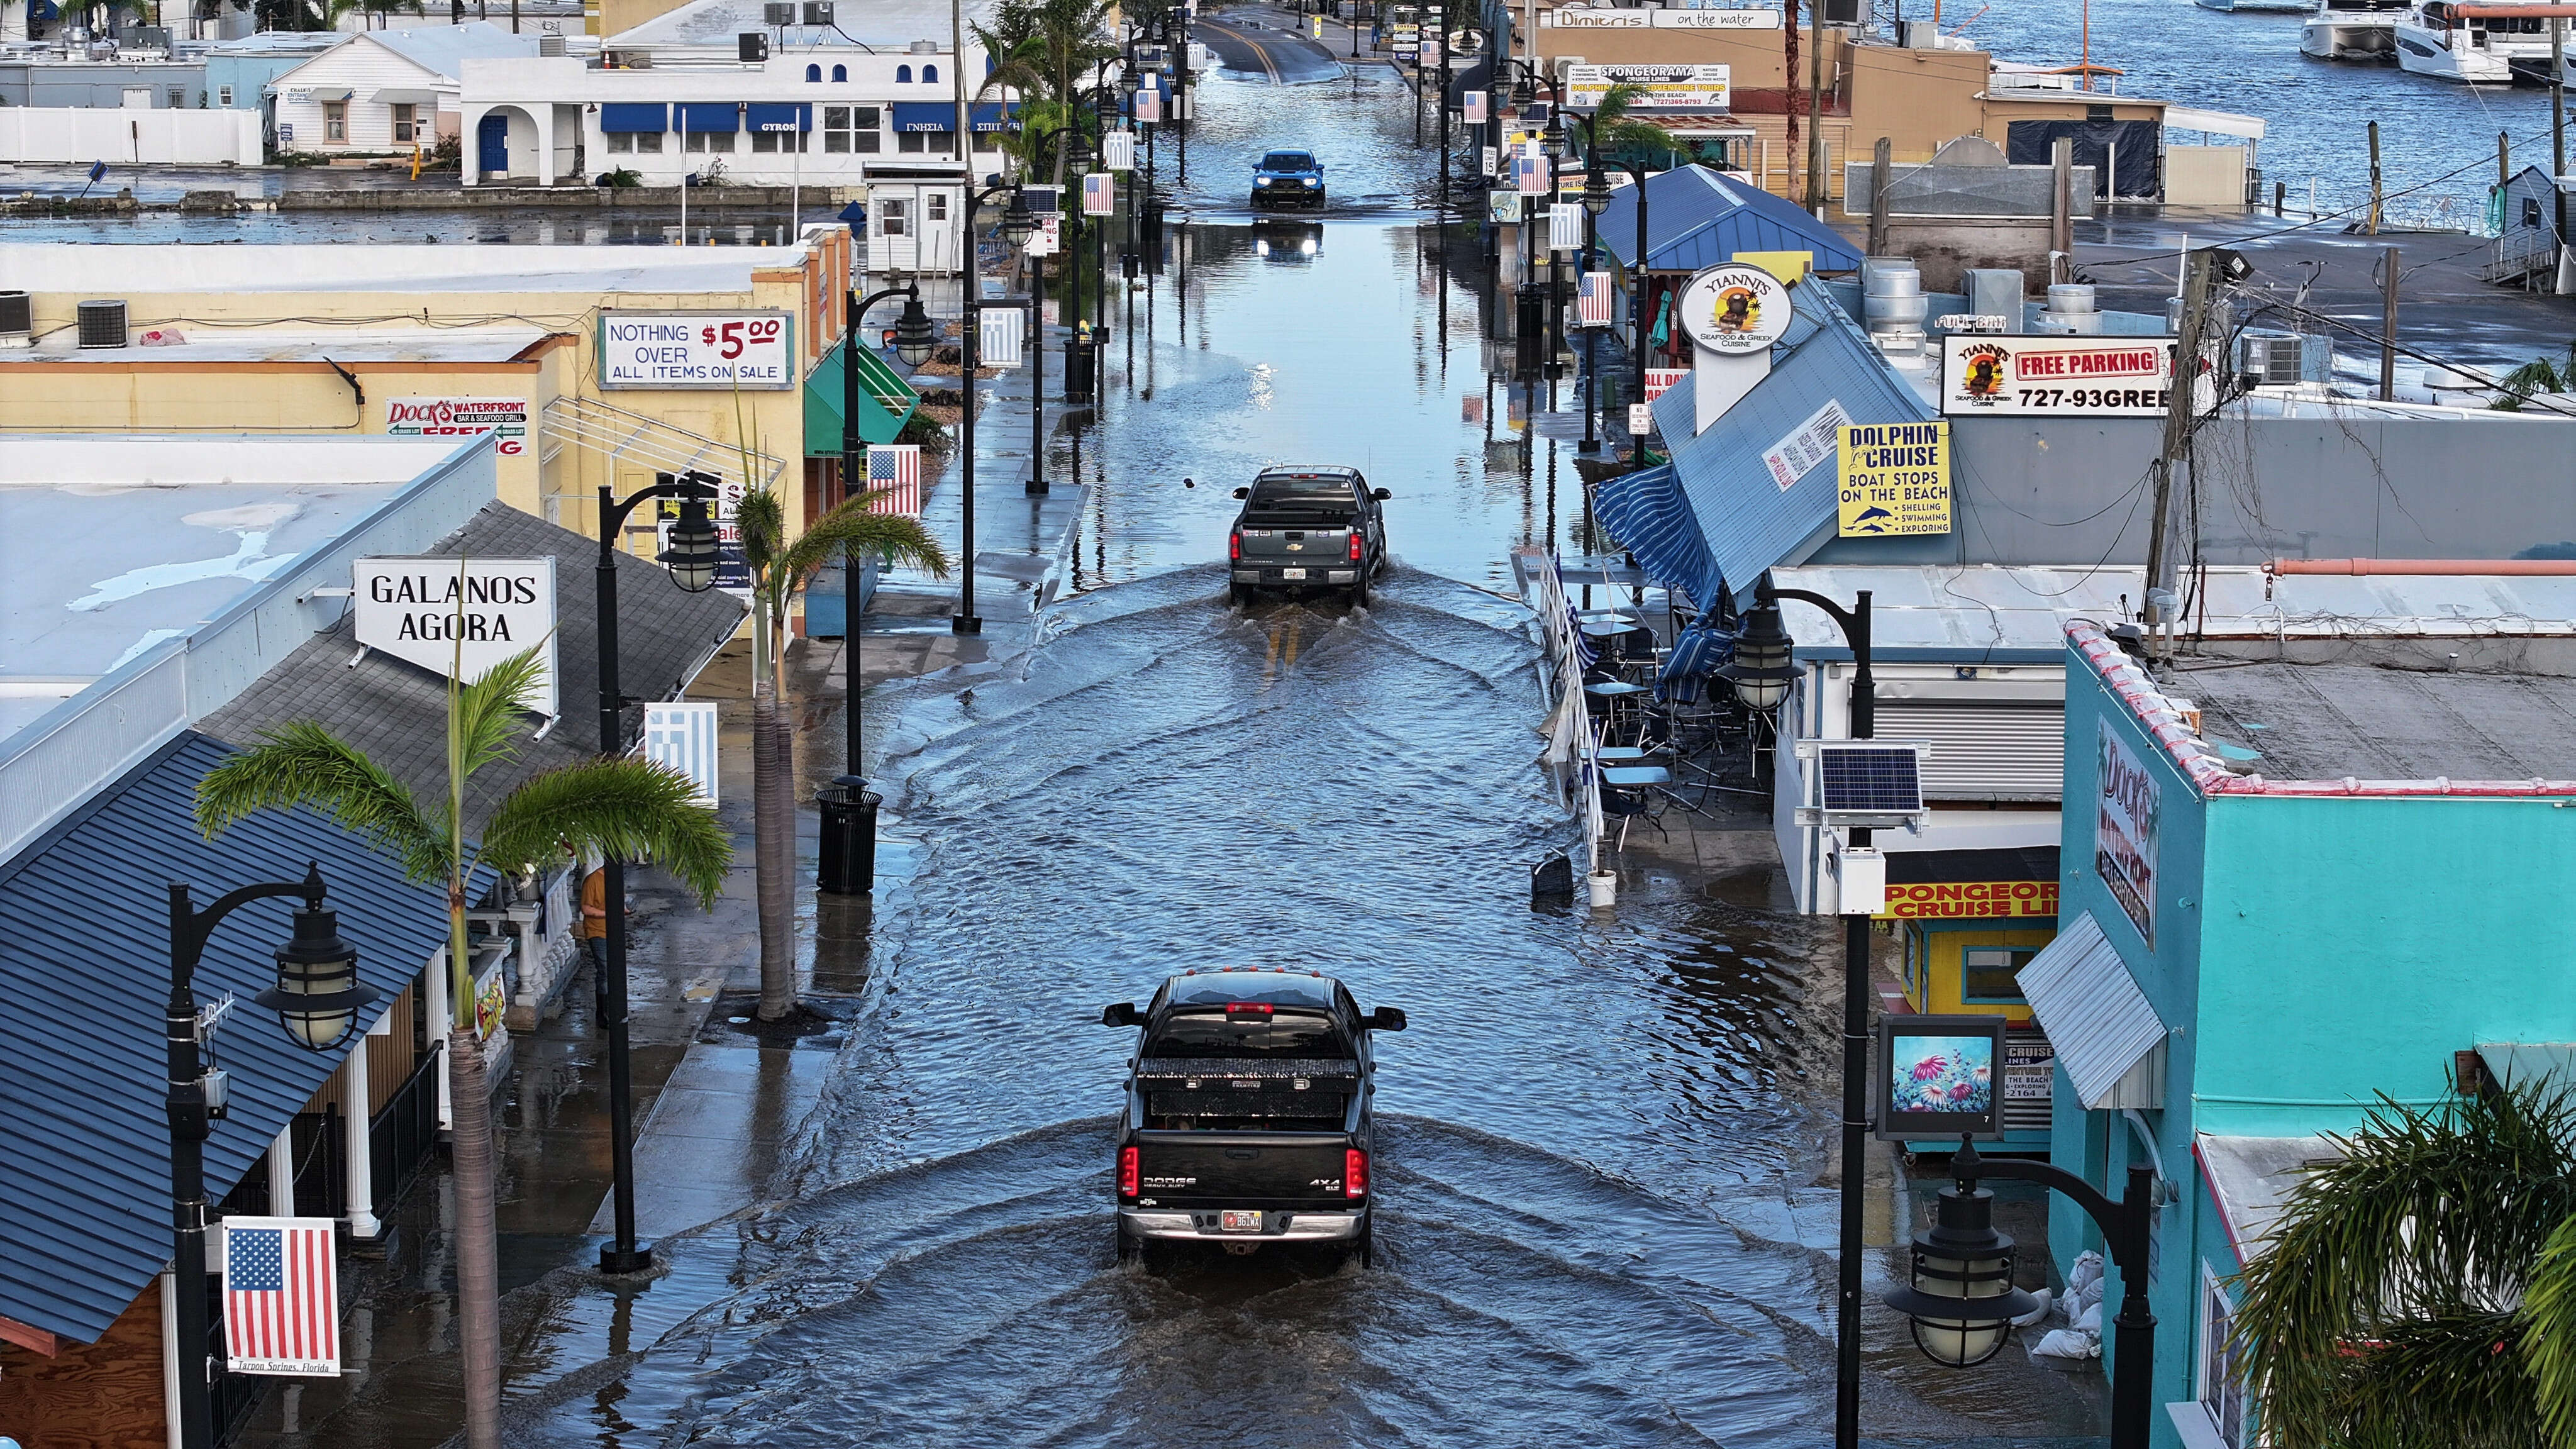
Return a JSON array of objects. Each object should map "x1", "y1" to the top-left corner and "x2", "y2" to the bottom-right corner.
[
  {"x1": 2198, "y1": 0, "x2": 2313, "y2": 11},
  {"x1": 2302, "y1": 0, "x2": 2406, "y2": 57},
  {"x1": 2393, "y1": 0, "x2": 2568, "y2": 82}
]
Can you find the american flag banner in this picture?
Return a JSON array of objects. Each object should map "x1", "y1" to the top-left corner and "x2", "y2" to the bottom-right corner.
[
  {"x1": 1463, "y1": 89, "x2": 1487, "y2": 124},
  {"x1": 222, "y1": 1218, "x2": 339, "y2": 1377},
  {"x1": 1514, "y1": 154, "x2": 1550, "y2": 197},
  {"x1": 979, "y1": 310, "x2": 1023, "y2": 367},
  {"x1": 865, "y1": 445, "x2": 924, "y2": 516},
  {"x1": 1577, "y1": 270, "x2": 1616, "y2": 328},
  {"x1": 1135, "y1": 86, "x2": 1163, "y2": 123},
  {"x1": 1082, "y1": 171, "x2": 1116, "y2": 216}
]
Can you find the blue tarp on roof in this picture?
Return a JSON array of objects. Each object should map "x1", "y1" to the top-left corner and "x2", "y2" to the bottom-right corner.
[
  {"x1": 1650, "y1": 287, "x2": 1940, "y2": 602},
  {"x1": 1593, "y1": 165, "x2": 1865, "y2": 275},
  {"x1": 0, "y1": 733, "x2": 462, "y2": 1345},
  {"x1": 1589, "y1": 462, "x2": 1725, "y2": 611}
]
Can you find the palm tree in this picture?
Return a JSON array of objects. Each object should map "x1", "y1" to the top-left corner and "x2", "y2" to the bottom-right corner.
[
  {"x1": 1581, "y1": 82, "x2": 1677, "y2": 172},
  {"x1": 193, "y1": 642, "x2": 730, "y2": 1449},
  {"x1": 733, "y1": 489, "x2": 949, "y2": 1022},
  {"x1": 2490, "y1": 342, "x2": 2576, "y2": 411},
  {"x1": 2232, "y1": 1079, "x2": 2576, "y2": 1449},
  {"x1": 974, "y1": 0, "x2": 1117, "y2": 186}
]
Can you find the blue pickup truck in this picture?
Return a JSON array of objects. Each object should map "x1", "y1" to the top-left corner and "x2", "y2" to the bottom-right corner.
[{"x1": 1251, "y1": 148, "x2": 1327, "y2": 211}]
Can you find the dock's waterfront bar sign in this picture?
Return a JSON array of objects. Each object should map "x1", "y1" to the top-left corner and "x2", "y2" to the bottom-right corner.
[
  {"x1": 600, "y1": 311, "x2": 795, "y2": 390},
  {"x1": 1940, "y1": 336, "x2": 2177, "y2": 418}
]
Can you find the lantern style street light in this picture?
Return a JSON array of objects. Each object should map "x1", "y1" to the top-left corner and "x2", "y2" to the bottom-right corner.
[
  {"x1": 593, "y1": 469, "x2": 723, "y2": 1277},
  {"x1": 1885, "y1": 1140, "x2": 2163, "y2": 1449},
  {"x1": 168, "y1": 862, "x2": 378, "y2": 1449}
]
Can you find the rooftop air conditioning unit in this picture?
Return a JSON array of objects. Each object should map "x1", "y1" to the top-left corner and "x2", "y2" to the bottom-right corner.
[
  {"x1": 2240, "y1": 330, "x2": 2304, "y2": 389},
  {"x1": 76, "y1": 299, "x2": 129, "y2": 350},
  {"x1": 537, "y1": 32, "x2": 565, "y2": 55},
  {"x1": 762, "y1": 2, "x2": 794, "y2": 23},
  {"x1": 738, "y1": 31, "x2": 769, "y2": 60},
  {"x1": 802, "y1": 1, "x2": 832, "y2": 24},
  {"x1": 0, "y1": 290, "x2": 32, "y2": 349}
]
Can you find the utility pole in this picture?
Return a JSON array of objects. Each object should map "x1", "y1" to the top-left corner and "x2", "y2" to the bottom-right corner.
[
  {"x1": 2378, "y1": 246, "x2": 2401, "y2": 402},
  {"x1": 2555, "y1": 18, "x2": 2568, "y2": 258},
  {"x1": 1436, "y1": 0, "x2": 1450, "y2": 216},
  {"x1": 2366, "y1": 118, "x2": 2382, "y2": 235},
  {"x1": 1867, "y1": 135, "x2": 1890, "y2": 258},
  {"x1": 2143, "y1": 250, "x2": 2210, "y2": 647},
  {"x1": 1804, "y1": 0, "x2": 1824, "y2": 214}
]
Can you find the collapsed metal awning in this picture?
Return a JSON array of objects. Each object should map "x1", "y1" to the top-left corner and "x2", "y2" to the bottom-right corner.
[
  {"x1": 2163, "y1": 105, "x2": 2267, "y2": 142},
  {"x1": 2016, "y1": 911, "x2": 2168, "y2": 1109},
  {"x1": 539, "y1": 395, "x2": 787, "y2": 492},
  {"x1": 2196, "y1": 1133, "x2": 2340, "y2": 1264}
]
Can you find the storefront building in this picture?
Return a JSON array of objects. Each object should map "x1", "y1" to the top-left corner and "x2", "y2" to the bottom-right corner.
[{"x1": 2034, "y1": 618, "x2": 2576, "y2": 1449}]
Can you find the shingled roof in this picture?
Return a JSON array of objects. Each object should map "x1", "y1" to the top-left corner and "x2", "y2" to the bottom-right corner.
[{"x1": 199, "y1": 502, "x2": 745, "y2": 826}]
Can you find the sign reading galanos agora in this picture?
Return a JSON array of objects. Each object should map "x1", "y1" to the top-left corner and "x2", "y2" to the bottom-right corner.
[
  {"x1": 352, "y1": 557, "x2": 559, "y2": 718},
  {"x1": 1940, "y1": 336, "x2": 2178, "y2": 418},
  {"x1": 599, "y1": 311, "x2": 796, "y2": 390}
]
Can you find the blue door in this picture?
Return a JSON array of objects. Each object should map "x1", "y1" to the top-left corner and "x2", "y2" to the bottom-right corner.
[{"x1": 477, "y1": 113, "x2": 509, "y2": 177}]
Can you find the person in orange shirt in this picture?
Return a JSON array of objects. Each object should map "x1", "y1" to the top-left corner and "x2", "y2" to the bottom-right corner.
[{"x1": 581, "y1": 863, "x2": 612, "y2": 1009}]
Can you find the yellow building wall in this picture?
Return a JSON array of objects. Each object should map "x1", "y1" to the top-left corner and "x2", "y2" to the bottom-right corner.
[{"x1": 1902, "y1": 922, "x2": 2057, "y2": 1024}]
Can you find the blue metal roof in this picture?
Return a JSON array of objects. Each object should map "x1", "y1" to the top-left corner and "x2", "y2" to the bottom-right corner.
[
  {"x1": 1651, "y1": 286, "x2": 1940, "y2": 603},
  {"x1": 1592, "y1": 165, "x2": 1865, "y2": 275},
  {"x1": 1587, "y1": 462, "x2": 1725, "y2": 611},
  {"x1": 0, "y1": 733, "x2": 458, "y2": 1346}
]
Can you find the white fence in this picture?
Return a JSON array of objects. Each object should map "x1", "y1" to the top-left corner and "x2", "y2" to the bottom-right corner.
[
  {"x1": 0, "y1": 107, "x2": 262, "y2": 166},
  {"x1": 1516, "y1": 546, "x2": 1606, "y2": 891}
]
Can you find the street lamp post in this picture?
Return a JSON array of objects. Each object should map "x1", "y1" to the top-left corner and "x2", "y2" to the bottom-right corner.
[
  {"x1": 1721, "y1": 577, "x2": 1872, "y2": 1449},
  {"x1": 957, "y1": 177, "x2": 1027, "y2": 635},
  {"x1": 836, "y1": 284, "x2": 937, "y2": 786},
  {"x1": 1576, "y1": 152, "x2": 1613, "y2": 453},
  {"x1": 1541, "y1": 109, "x2": 1568, "y2": 380},
  {"x1": 592, "y1": 474, "x2": 724, "y2": 1274},
  {"x1": 1886, "y1": 1141, "x2": 2161, "y2": 1449},
  {"x1": 168, "y1": 862, "x2": 378, "y2": 1449}
]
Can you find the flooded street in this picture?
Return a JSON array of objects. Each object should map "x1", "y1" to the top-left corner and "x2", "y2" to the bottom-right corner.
[{"x1": 486, "y1": 58, "x2": 2102, "y2": 1449}]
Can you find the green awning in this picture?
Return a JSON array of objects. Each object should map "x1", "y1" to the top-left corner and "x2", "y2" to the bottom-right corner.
[{"x1": 805, "y1": 338, "x2": 919, "y2": 456}]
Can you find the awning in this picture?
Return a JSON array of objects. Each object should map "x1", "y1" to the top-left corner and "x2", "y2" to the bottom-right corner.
[
  {"x1": 2477, "y1": 1041, "x2": 2576, "y2": 1090},
  {"x1": 679, "y1": 101, "x2": 740, "y2": 133},
  {"x1": 968, "y1": 100, "x2": 1018, "y2": 132},
  {"x1": 303, "y1": 87, "x2": 354, "y2": 102},
  {"x1": 2196, "y1": 1133, "x2": 2340, "y2": 1263},
  {"x1": 1587, "y1": 462, "x2": 1725, "y2": 610},
  {"x1": 0, "y1": 732, "x2": 464, "y2": 1346},
  {"x1": 599, "y1": 102, "x2": 668, "y2": 133},
  {"x1": 745, "y1": 101, "x2": 810, "y2": 133},
  {"x1": 370, "y1": 87, "x2": 440, "y2": 106},
  {"x1": 891, "y1": 101, "x2": 956, "y2": 132},
  {"x1": 2162, "y1": 105, "x2": 2266, "y2": 142},
  {"x1": 2016, "y1": 911, "x2": 2168, "y2": 1109},
  {"x1": 804, "y1": 338, "x2": 920, "y2": 457}
]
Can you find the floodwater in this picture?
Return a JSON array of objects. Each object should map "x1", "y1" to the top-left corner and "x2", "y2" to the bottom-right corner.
[{"x1": 492, "y1": 60, "x2": 2104, "y2": 1449}]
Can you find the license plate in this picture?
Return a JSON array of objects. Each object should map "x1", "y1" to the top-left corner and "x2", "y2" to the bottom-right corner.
[
  {"x1": 1279, "y1": 568, "x2": 1306, "y2": 580},
  {"x1": 1220, "y1": 1209, "x2": 1263, "y2": 1232}
]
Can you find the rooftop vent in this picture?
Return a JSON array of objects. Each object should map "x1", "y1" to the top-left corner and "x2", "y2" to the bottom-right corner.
[
  {"x1": 537, "y1": 32, "x2": 565, "y2": 55},
  {"x1": 762, "y1": 1, "x2": 794, "y2": 23},
  {"x1": 76, "y1": 299, "x2": 128, "y2": 350},
  {"x1": 908, "y1": 38, "x2": 938, "y2": 52},
  {"x1": 802, "y1": 1, "x2": 832, "y2": 23}
]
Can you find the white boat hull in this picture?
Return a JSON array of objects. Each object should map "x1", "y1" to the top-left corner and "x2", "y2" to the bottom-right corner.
[
  {"x1": 2302, "y1": 13, "x2": 2397, "y2": 56},
  {"x1": 2394, "y1": 23, "x2": 2516, "y2": 79},
  {"x1": 2198, "y1": 0, "x2": 2314, "y2": 11}
]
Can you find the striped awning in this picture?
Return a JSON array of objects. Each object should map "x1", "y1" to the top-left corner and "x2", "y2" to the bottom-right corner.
[
  {"x1": 1587, "y1": 462, "x2": 1725, "y2": 610},
  {"x1": 2017, "y1": 911, "x2": 2168, "y2": 1110}
]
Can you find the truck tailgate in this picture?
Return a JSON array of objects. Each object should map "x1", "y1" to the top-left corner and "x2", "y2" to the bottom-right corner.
[
  {"x1": 1236, "y1": 524, "x2": 1354, "y2": 564},
  {"x1": 1134, "y1": 1131, "x2": 1355, "y2": 1206}
]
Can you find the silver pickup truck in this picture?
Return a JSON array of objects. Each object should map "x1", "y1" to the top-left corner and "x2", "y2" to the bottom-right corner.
[{"x1": 1226, "y1": 467, "x2": 1391, "y2": 608}]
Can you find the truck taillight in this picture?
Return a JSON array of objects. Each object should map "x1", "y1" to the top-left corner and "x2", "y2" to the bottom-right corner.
[
  {"x1": 1345, "y1": 1148, "x2": 1367, "y2": 1200},
  {"x1": 1348, "y1": 531, "x2": 1363, "y2": 562},
  {"x1": 1230, "y1": 530, "x2": 1241, "y2": 562},
  {"x1": 1119, "y1": 1145, "x2": 1140, "y2": 1199}
]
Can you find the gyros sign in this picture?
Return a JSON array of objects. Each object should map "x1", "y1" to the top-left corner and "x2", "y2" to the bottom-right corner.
[{"x1": 352, "y1": 556, "x2": 559, "y2": 718}]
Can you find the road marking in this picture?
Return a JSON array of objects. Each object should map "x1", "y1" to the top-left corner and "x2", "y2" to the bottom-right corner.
[{"x1": 1200, "y1": 19, "x2": 1282, "y2": 84}]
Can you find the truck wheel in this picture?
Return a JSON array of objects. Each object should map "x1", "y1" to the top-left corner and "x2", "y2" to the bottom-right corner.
[
  {"x1": 1115, "y1": 1222, "x2": 1135, "y2": 1263},
  {"x1": 1349, "y1": 574, "x2": 1370, "y2": 610},
  {"x1": 1353, "y1": 1220, "x2": 1374, "y2": 1269}
]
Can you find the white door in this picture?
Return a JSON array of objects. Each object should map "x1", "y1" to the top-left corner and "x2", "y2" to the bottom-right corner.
[
  {"x1": 122, "y1": 87, "x2": 153, "y2": 108},
  {"x1": 914, "y1": 185, "x2": 962, "y2": 275},
  {"x1": 876, "y1": 189, "x2": 919, "y2": 272}
]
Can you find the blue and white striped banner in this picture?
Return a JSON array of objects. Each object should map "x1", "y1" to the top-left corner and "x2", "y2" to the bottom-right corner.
[{"x1": 644, "y1": 702, "x2": 721, "y2": 805}]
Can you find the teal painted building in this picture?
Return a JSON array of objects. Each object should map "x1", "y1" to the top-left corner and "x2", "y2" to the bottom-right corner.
[{"x1": 2033, "y1": 621, "x2": 2576, "y2": 1449}]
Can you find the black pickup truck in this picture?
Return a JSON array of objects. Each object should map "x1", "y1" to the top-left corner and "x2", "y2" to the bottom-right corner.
[{"x1": 1101, "y1": 967, "x2": 1407, "y2": 1265}]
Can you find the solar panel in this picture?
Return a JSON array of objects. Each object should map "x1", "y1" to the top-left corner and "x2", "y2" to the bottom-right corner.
[{"x1": 1816, "y1": 745, "x2": 1924, "y2": 816}]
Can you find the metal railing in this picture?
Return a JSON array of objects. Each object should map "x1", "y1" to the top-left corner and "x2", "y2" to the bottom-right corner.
[{"x1": 1516, "y1": 547, "x2": 1604, "y2": 885}]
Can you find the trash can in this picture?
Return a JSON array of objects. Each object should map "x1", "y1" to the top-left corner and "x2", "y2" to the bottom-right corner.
[{"x1": 816, "y1": 776, "x2": 880, "y2": 895}]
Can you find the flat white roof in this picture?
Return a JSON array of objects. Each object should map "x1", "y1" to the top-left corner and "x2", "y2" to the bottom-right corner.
[
  {"x1": 0, "y1": 326, "x2": 553, "y2": 364},
  {"x1": 0, "y1": 243, "x2": 811, "y2": 296},
  {"x1": 611, "y1": 0, "x2": 1001, "y2": 48},
  {"x1": 1774, "y1": 563, "x2": 2576, "y2": 655},
  {"x1": 0, "y1": 435, "x2": 469, "y2": 726}
]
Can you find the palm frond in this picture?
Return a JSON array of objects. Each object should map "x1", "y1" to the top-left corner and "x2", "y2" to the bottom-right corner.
[
  {"x1": 2494, "y1": 358, "x2": 2566, "y2": 411},
  {"x1": 194, "y1": 721, "x2": 452, "y2": 885},
  {"x1": 736, "y1": 485, "x2": 787, "y2": 583},
  {"x1": 475, "y1": 758, "x2": 734, "y2": 909},
  {"x1": 2524, "y1": 1213, "x2": 2576, "y2": 1448},
  {"x1": 2235, "y1": 1082, "x2": 2576, "y2": 1448},
  {"x1": 777, "y1": 495, "x2": 953, "y2": 589},
  {"x1": 452, "y1": 643, "x2": 550, "y2": 784}
]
